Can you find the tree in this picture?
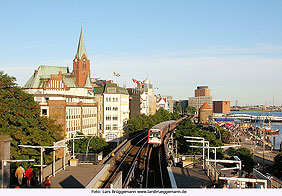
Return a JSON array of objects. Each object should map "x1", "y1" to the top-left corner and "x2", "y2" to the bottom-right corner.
[
  {"x1": 174, "y1": 105, "x2": 182, "y2": 114},
  {"x1": 270, "y1": 153, "x2": 282, "y2": 180},
  {"x1": 0, "y1": 71, "x2": 64, "y2": 165},
  {"x1": 230, "y1": 147, "x2": 254, "y2": 173},
  {"x1": 69, "y1": 136, "x2": 108, "y2": 153},
  {"x1": 174, "y1": 118, "x2": 224, "y2": 158},
  {"x1": 125, "y1": 108, "x2": 181, "y2": 135},
  {"x1": 186, "y1": 106, "x2": 196, "y2": 114}
]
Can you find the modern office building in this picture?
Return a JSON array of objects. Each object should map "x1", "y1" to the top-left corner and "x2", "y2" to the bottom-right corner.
[
  {"x1": 189, "y1": 86, "x2": 213, "y2": 113},
  {"x1": 213, "y1": 101, "x2": 231, "y2": 114},
  {"x1": 195, "y1": 86, "x2": 211, "y2": 97}
]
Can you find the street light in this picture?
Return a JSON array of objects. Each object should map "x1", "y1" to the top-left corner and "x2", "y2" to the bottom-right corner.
[{"x1": 86, "y1": 135, "x2": 96, "y2": 158}]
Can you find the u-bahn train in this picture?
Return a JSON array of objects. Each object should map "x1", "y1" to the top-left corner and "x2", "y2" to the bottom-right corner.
[
  {"x1": 147, "y1": 116, "x2": 189, "y2": 145},
  {"x1": 148, "y1": 120, "x2": 177, "y2": 145}
]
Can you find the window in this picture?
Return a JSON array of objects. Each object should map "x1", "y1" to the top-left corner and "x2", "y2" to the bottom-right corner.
[
  {"x1": 112, "y1": 115, "x2": 118, "y2": 121},
  {"x1": 112, "y1": 107, "x2": 118, "y2": 111},
  {"x1": 107, "y1": 87, "x2": 116, "y2": 93},
  {"x1": 42, "y1": 109, "x2": 47, "y2": 115},
  {"x1": 106, "y1": 125, "x2": 111, "y2": 130},
  {"x1": 106, "y1": 115, "x2": 111, "y2": 121},
  {"x1": 106, "y1": 106, "x2": 111, "y2": 111},
  {"x1": 112, "y1": 124, "x2": 118, "y2": 130}
]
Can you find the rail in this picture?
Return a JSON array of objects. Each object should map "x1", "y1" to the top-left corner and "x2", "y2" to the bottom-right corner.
[
  {"x1": 204, "y1": 160, "x2": 221, "y2": 181},
  {"x1": 123, "y1": 141, "x2": 148, "y2": 188},
  {"x1": 102, "y1": 134, "x2": 148, "y2": 188}
]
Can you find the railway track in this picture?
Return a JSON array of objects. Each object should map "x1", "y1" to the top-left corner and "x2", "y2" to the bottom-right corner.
[
  {"x1": 101, "y1": 131, "x2": 148, "y2": 188},
  {"x1": 142, "y1": 144, "x2": 171, "y2": 188}
]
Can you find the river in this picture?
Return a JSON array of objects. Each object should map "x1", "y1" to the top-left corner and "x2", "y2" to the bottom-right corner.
[{"x1": 231, "y1": 110, "x2": 282, "y2": 150}]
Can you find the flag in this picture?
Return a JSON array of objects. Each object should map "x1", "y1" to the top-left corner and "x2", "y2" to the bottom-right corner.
[
  {"x1": 132, "y1": 79, "x2": 137, "y2": 84},
  {"x1": 92, "y1": 87, "x2": 96, "y2": 93},
  {"x1": 113, "y1": 72, "x2": 121, "y2": 77}
]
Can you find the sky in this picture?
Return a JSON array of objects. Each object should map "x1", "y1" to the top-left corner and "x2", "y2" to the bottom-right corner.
[{"x1": 1, "y1": 0, "x2": 282, "y2": 106}]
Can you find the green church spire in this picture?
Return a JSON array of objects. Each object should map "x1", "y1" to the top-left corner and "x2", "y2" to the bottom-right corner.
[{"x1": 75, "y1": 24, "x2": 87, "y2": 60}]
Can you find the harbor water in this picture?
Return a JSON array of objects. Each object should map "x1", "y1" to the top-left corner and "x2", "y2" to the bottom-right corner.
[{"x1": 231, "y1": 110, "x2": 282, "y2": 150}]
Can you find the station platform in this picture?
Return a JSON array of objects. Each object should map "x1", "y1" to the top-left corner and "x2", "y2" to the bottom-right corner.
[
  {"x1": 49, "y1": 163, "x2": 106, "y2": 188},
  {"x1": 169, "y1": 162, "x2": 211, "y2": 188}
]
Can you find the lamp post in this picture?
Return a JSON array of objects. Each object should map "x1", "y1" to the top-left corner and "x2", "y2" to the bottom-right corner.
[{"x1": 86, "y1": 135, "x2": 96, "y2": 158}]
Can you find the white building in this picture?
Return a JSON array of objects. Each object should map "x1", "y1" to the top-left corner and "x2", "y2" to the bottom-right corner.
[
  {"x1": 140, "y1": 78, "x2": 156, "y2": 115},
  {"x1": 95, "y1": 83, "x2": 129, "y2": 141}
]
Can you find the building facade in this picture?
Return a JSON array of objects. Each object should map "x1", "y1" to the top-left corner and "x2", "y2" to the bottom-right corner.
[
  {"x1": 213, "y1": 101, "x2": 230, "y2": 114},
  {"x1": 156, "y1": 95, "x2": 173, "y2": 113},
  {"x1": 95, "y1": 83, "x2": 129, "y2": 141},
  {"x1": 127, "y1": 88, "x2": 141, "y2": 118},
  {"x1": 195, "y1": 86, "x2": 211, "y2": 97},
  {"x1": 140, "y1": 78, "x2": 156, "y2": 115},
  {"x1": 199, "y1": 102, "x2": 213, "y2": 124},
  {"x1": 189, "y1": 86, "x2": 213, "y2": 113},
  {"x1": 23, "y1": 25, "x2": 98, "y2": 138}
]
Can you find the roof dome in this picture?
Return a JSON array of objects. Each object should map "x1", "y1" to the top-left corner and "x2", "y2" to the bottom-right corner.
[{"x1": 200, "y1": 102, "x2": 212, "y2": 110}]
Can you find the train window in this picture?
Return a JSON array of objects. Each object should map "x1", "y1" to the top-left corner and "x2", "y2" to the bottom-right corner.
[{"x1": 151, "y1": 131, "x2": 160, "y2": 139}]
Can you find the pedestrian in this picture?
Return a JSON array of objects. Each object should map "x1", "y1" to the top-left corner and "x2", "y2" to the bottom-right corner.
[
  {"x1": 25, "y1": 166, "x2": 33, "y2": 187},
  {"x1": 200, "y1": 182, "x2": 206, "y2": 189},
  {"x1": 44, "y1": 176, "x2": 51, "y2": 188},
  {"x1": 257, "y1": 163, "x2": 260, "y2": 170},
  {"x1": 15, "y1": 165, "x2": 23, "y2": 185}
]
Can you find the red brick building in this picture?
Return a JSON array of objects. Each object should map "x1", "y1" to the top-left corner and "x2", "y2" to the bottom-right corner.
[
  {"x1": 213, "y1": 101, "x2": 230, "y2": 114},
  {"x1": 199, "y1": 102, "x2": 213, "y2": 124},
  {"x1": 195, "y1": 86, "x2": 211, "y2": 97}
]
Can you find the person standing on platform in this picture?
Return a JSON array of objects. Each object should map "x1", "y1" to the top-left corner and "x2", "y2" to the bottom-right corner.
[
  {"x1": 15, "y1": 165, "x2": 23, "y2": 186},
  {"x1": 25, "y1": 166, "x2": 33, "y2": 187},
  {"x1": 44, "y1": 176, "x2": 51, "y2": 188}
]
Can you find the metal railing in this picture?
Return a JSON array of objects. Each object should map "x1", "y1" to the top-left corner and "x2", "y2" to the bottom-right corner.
[
  {"x1": 75, "y1": 153, "x2": 99, "y2": 164},
  {"x1": 204, "y1": 160, "x2": 221, "y2": 181}
]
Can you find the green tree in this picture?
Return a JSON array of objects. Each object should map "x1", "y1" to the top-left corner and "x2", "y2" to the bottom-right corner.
[
  {"x1": 270, "y1": 153, "x2": 282, "y2": 180},
  {"x1": 125, "y1": 108, "x2": 181, "y2": 134},
  {"x1": 174, "y1": 105, "x2": 182, "y2": 114},
  {"x1": 186, "y1": 106, "x2": 196, "y2": 114},
  {"x1": 174, "y1": 118, "x2": 224, "y2": 158},
  {"x1": 69, "y1": 136, "x2": 108, "y2": 153},
  {"x1": 230, "y1": 147, "x2": 254, "y2": 173},
  {"x1": 0, "y1": 71, "x2": 64, "y2": 165}
]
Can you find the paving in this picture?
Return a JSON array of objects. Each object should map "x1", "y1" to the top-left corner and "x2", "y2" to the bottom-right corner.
[
  {"x1": 171, "y1": 162, "x2": 211, "y2": 188},
  {"x1": 49, "y1": 163, "x2": 105, "y2": 188},
  {"x1": 238, "y1": 133, "x2": 278, "y2": 165}
]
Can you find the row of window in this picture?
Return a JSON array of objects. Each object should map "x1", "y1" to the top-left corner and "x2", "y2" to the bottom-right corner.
[
  {"x1": 66, "y1": 98, "x2": 95, "y2": 104},
  {"x1": 105, "y1": 106, "x2": 118, "y2": 111},
  {"x1": 105, "y1": 97, "x2": 119, "y2": 102},
  {"x1": 105, "y1": 116, "x2": 118, "y2": 121},
  {"x1": 105, "y1": 124, "x2": 118, "y2": 130}
]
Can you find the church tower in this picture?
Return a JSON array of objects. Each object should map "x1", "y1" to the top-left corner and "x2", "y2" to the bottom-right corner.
[{"x1": 73, "y1": 24, "x2": 91, "y2": 87}]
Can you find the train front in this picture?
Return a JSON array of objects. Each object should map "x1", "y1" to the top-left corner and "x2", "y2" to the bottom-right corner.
[{"x1": 148, "y1": 129, "x2": 161, "y2": 145}]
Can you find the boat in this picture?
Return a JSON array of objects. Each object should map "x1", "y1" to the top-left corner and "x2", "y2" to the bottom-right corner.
[{"x1": 267, "y1": 128, "x2": 280, "y2": 135}]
